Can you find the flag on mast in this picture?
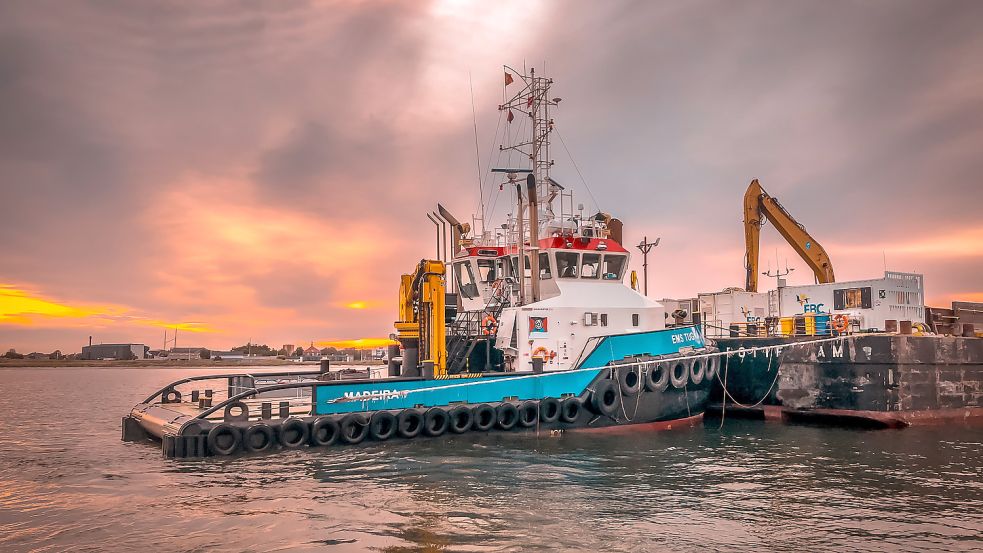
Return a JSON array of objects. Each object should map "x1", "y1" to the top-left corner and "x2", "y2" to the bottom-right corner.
[{"x1": 505, "y1": 71, "x2": 514, "y2": 86}]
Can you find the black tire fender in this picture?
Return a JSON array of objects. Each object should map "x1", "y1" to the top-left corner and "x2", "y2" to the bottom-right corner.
[
  {"x1": 309, "y1": 416, "x2": 340, "y2": 447},
  {"x1": 517, "y1": 401, "x2": 539, "y2": 427},
  {"x1": 690, "y1": 359, "x2": 706, "y2": 386},
  {"x1": 539, "y1": 398, "x2": 560, "y2": 423},
  {"x1": 369, "y1": 411, "x2": 397, "y2": 441},
  {"x1": 670, "y1": 361, "x2": 689, "y2": 389},
  {"x1": 423, "y1": 408, "x2": 449, "y2": 437},
  {"x1": 495, "y1": 403, "x2": 519, "y2": 430},
  {"x1": 645, "y1": 363, "x2": 670, "y2": 393},
  {"x1": 591, "y1": 379, "x2": 620, "y2": 417},
  {"x1": 278, "y1": 418, "x2": 310, "y2": 448},
  {"x1": 447, "y1": 405, "x2": 473, "y2": 434},
  {"x1": 559, "y1": 397, "x2": 582, "y2": 423},
  {"x1": 339, "y1": 413, "x2": 369, "y2": 444},
  {"x1": 396, "y1": 409, "x2": 424, "y2": 439},
  {"x1": 207, "y1": 423, "x2": 240, "y2": 456},
  {"x1": 471, "y1": 404, "x2": 496, "y2": 431},
  {"x1": 242, "y1": 423, "x2": 275, "y2": 453},
  {"x1": 617, "y1": 366, "x2": 641, "y2": 396}
]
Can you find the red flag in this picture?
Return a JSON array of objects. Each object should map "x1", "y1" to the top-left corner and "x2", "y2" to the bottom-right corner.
[
  {"x1": 526, "y1": 95, "x2": 533, "y2": 107},
  {"x1": 505, "y1": 72, "x2": 514, "y2": 86},
  {"x1": 507, "y1": 109, "x2": 514, "y2": 123}
]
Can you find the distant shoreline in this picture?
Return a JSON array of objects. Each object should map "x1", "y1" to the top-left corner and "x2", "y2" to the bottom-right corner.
[{"x1": 0, "y1": 358, "x2": 386, "y2": 369}]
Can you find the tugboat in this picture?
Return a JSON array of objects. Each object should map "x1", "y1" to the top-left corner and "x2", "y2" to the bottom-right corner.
[{"x1": 122, "y1": 67, "x2": 718, "y2": 458}]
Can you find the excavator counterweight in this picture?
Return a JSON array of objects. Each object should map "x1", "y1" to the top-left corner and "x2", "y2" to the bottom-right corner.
[{"x1": 744, "y1": 179, "x2": 835, "y2": 292}]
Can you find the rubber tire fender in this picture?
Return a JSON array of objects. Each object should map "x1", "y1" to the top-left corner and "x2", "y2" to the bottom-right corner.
[
  {"x1": 690, "y1": 358, "x2": 705, "y2": 386},
  {"x1": 471, "y1": 404, "x2": 496, "y2": 431},
  {"x1": 617, "y1": 366, "x2": 641, "y2": 396},
  {"x1": 207, "y1": 423, "x2": 241, "y2": 456},
  {"x1": 243, "y1": 423, "x2": 275, "y2": 453},
  {"x1": 396, "y1": 409, "x2": 424, "y2": 439},
  {"x1": 517, "y1": 401, "x2": 539, "y2": 427},
  {"x1": 705, "y1": 356, "x2": 718, "y2": 381},
  {"x1": 369, "y1": 411, "x2": 397, "y2": 441},
  {"x1": 591, "y1": 379, "x2": 620, "y2": 417},
  {"x1": 670, "y1": 361, "x2": 689, "y2": 389},
  {"x1": 645, "y1": 363, "x2": 670, "y2": 393},
  {"x1": 539, "y1": 398, "x2": 560, "y2": 423},
  {"x1": 495, "y1": 402, "x2": 519, "y2": 430},
  {"x1": 278, "y1": 418, "x2": 310, "y2": 448},
  {"x1": 309, "y1": 416, "x2": 340, "y2": 447},
  {"x1": 447, "y1": 405, "x2": 473, "y2": 434},
  {"x1": 423, "y1": 408, "x2": 450, "y2": 437},
  {"x1": 339, "y1": 413, "x2": 369, "y2": 444},
  {"x1": 559, "y1": 397, "x2": 582, "y2": 423}
]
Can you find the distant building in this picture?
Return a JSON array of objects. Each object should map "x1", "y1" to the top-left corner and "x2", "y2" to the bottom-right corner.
[
  {"x1": 282, "y1": 344, "x2": 295, "y2": 356},
  {"x1": 167, "y1": 347, "x2": 210, "y2": 360},
  {"x1": 26, "y1": 352, "x2": 50, "y2": 360},
  {"x1": 209, "y1": 350, "x2": 245, "y2": 360},
  {"x1": 82, "y1": 343, "x2": 147, "y2": 360}
]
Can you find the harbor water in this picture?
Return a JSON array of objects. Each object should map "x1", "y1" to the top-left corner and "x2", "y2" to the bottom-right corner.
[{"x1": 1, "y1": 367, "x2": 981, "y2": 552}]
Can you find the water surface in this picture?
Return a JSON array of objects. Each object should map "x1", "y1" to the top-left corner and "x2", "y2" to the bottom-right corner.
[{"x1": 1, "y1": 367, "x2": 981, "y2": 552}]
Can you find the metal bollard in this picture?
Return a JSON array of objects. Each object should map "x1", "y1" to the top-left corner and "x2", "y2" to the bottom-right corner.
[
  {"x1": 191, "y1": 390, "x2": 200, "y2": 403},
  {"x1": 261, "y1": 402, "x2": 273, "y2": 420},
  {"x1": 279, "y1": 401, "x2": 290, "y2": 418}
]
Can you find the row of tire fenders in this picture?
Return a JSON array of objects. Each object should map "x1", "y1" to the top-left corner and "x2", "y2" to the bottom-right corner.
[{"x1": 204, "y1": 355, "x2": 718, "y2": 456}]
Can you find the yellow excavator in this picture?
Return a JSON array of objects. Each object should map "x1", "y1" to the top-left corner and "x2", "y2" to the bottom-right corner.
[{"x1": 744, "y1": 179, "x2": 835, "y2": 292}]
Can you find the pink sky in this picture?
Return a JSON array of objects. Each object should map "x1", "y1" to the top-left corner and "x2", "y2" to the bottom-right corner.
[{"x1": 1, "y1": 1, "x2": 981, "y2": 353}]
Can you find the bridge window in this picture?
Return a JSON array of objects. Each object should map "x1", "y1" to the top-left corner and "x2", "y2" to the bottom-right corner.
[
  {"x1": 454, "y1": 261, "x2": 478, "y2": 299},
  {"x1": 539, "y1": 252, "x2": 552, "y2": 279},
  {"x1": 581, "y1": 253, "x2": 601, "y2": 279},
  {"x1": 477, "y1": 259, "x2": 496, "y2": 283},
  {"x1": 834, "y1": 287, "x2": 872, "y2": 310},
  {"x1": 556, "y1": 251, "x2": 579, "y2": 278},
  {"x1": 602, "y1": 254, "x2": 626, "y2": 280}
]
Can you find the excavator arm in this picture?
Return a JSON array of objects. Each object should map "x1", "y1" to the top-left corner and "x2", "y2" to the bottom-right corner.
[{"x1": 744, "y1": 179, "x2": 835, "y2": 292}]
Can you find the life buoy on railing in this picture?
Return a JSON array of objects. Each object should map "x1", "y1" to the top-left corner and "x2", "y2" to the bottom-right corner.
[
  {"x1": 482, "y1": 314, "x2": 498, "y2": 335},
  {"x1": 832, "y1": 314, "x2": 849, "y2": 333}
]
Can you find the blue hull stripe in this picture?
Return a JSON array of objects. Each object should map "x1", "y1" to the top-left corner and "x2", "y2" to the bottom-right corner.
[{"x1": 313, "y1": 326, "x2": 703, "y2": 415}]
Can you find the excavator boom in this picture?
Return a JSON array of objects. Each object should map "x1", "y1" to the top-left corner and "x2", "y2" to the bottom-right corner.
[{"x1": 743, "y1": 179, "x2": 835, "y2": 292}]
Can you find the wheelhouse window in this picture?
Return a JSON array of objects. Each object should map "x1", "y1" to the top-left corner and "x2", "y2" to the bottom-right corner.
[
  {"x1": 581, "y1": 253, "x2": 601, "y2": 279},
  {"x1": 556, "y1": 251, "x2": 579, "y2": 278},
  {"x1": 834, "y1": 287, "x2": 872, "y2": 310},
  {"x1": 509, "y1": 255, "x2": 520, "y2": 280},
  {"x1": 602, "y1": 254, "x2": 627, "y2": 281},
  {"x1": 539, "y1": 252, "x2": 552, "y2": 279},
  {"x1": 476, "y1": 259, "x2": 496, "y2": 283},
  {"x1": 454, "y1": 261, "x2": 478, "y2": 299}
]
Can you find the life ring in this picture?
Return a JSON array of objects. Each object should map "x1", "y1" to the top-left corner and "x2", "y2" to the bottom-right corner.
[
  {"x1": 369, "y1": 411, "x2": 397, "y2": 441},
  {"x1": 243, "y1": 423, "x2": 275, "y2": 453},
  {"x1": 532, "y1": 346, "x2": 550, "y2": 359},
  {"x1": 832, "y1": 314, "x2": 849, "y2": 333},
  {"x1": 278, "y1": 418, "x2": 310, "y2": 448},
  {"x1": 482, "y1": 315, "x2": 499, "y2": 335},
  {"x1": 447, "y1": 405, "x2": 473, "y2": 434}
]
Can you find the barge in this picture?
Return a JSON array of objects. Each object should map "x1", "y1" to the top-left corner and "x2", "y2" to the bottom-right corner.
[{"x1": 122, "y1": 66, "x2": 720, "y2": 458}]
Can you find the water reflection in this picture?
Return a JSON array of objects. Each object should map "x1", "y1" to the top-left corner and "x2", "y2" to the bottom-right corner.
[{"x1": 0, "y1": 367, "x2": 980, "y2": 552}]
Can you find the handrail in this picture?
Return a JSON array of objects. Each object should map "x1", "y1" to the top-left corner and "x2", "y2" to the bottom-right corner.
[
  {"x1": 142, "y1": 370, "x2": 323, "y2": 403},
  {"x1": 194, "y1": 381, "x2": 322, "y2": 420}
]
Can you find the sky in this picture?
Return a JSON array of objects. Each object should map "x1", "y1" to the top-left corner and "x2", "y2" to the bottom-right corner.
[{"x1": 1, "y1": 0, "x2": 981, "y2": 353}]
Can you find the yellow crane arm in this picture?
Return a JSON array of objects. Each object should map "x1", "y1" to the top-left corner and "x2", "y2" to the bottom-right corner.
[{"x1": 743, "y1": 179, "x2": 835, "y2": 292}]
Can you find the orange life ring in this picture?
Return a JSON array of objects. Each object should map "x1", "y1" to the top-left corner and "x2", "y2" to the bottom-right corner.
[
  {"x1": 532, "y1": 346, "x2": 550, "y2": 359},
  {"x1": 482, "y1": 315, "x2": 498, "y2": 335},
  {"x1": 832, "y1": 314, "x2": 849, "y2": 332}
]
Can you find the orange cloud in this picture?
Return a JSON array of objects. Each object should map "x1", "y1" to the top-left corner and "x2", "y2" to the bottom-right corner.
[
  {"x1": 318, "y1": 338, "x2": 397, "y2": 350},
  {"x1": 0, "y1": 284, "x2": 127, "y2": 326}
]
